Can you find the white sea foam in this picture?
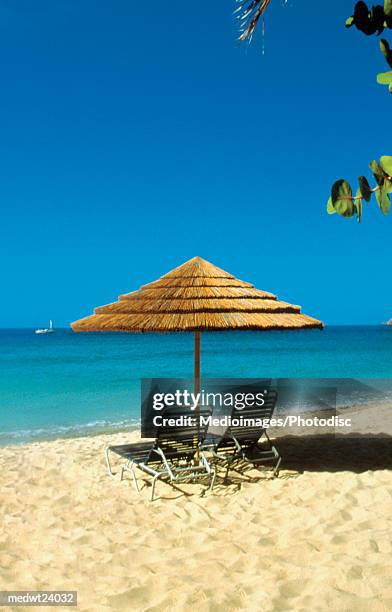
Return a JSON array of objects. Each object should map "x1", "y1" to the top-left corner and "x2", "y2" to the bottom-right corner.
[{"x1": 0, "y1": 418, "x2": 141, "y2": 447}]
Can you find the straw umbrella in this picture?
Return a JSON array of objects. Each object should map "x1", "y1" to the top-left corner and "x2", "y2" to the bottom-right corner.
[{"x1": 72, "y1": 256, "x2": 323, "y2": 400}]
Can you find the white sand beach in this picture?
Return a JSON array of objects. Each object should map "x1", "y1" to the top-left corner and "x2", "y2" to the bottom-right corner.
[{"x1": 1, "y1": 419, "x2": 392, "y2": 611}]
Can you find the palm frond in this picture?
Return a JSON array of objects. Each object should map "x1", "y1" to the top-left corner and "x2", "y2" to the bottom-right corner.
[{"x1": 235, "y1": 0, "x2": 272, "y2": 43}]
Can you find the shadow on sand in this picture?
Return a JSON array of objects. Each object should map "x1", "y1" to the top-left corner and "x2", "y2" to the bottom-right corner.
[{"x1": 273, "y1": 433, "x2": 392, "y2": 473}]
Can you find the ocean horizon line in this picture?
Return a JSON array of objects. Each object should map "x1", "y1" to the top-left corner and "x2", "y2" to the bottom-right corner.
[{"x1": 0, "y1": 324, "x2": 390, "y2": 330}]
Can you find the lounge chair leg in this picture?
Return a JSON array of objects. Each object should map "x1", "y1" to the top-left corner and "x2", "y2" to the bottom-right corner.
[
  {"x1": 274, "y1": 454, "x2": 282, "y2": 477},
  {"x1": 224, "y1": 462, "x2": 230, "y2": 483},
  {"x1": 209, "y1": 468, "x2": 216, "y2": 492},
  {"x1": 151, "y1": 475, "x2": 161, "y2": 502},
  {"x1": 129, "y1": 462, "x2": 140, "y2": 493},
  {"x1": 105, "y1": 447, "x2": 115, "y2": 478}
]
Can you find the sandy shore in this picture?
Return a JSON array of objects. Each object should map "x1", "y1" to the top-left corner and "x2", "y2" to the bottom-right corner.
[{"x1": 1, "y1": 424, "x2": 392, "y2": 611}]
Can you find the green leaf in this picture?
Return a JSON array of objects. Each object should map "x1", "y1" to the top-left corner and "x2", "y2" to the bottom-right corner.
[
  {"x1": 358, "y1": 176, "x2": 372, "y2": 201},
  {"x1": 380, "y1": 39, "x2": 390, "y2": 56},
  {"x1": 380, "y1": 155, "x2": 392, "y2": 176},
  {"x1": 354, "y1": 190, "x2": 363, "y2": 223},
  {"x1": 384, "y1": 179, "x2": 392, "y2": 193},
  {"x1": 376, "y1": 187, "x2": 391, "y2": 215},
  {"x1": 377, "y1": 71, "x2": 392, "y2": 84},
  {"x1": 331, "y1": 179, "x2": 354, "y2": 217},
  {"x1": 380, "y1": 39, "x2": 392, "y2": 69},
  {"x1": 345, "y1": 16, "x2": 354, "y2": 27},
  {"x1": 326, "y1": 197, "x2": 336, "y2": 214},
  {"x1": 370, "y1": 160, "x2": 385, "y2": 185},
  {"x1": 331, "y1": 179, "x2": 352, "y2": 203},
  {"x1": 384, "y1": 0, "x2": 392, "y2": 17},
  {"x1": 369, "y1": 160, "x2": 383, "y2": 175}
]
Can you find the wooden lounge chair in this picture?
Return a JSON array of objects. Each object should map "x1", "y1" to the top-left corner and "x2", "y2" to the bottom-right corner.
[
  {"x1": 105, "y1": 407, "x2": 215, "y2": 501},
  {"x1": 204, "y1": 390, "x2": 281, "y2": 480}
]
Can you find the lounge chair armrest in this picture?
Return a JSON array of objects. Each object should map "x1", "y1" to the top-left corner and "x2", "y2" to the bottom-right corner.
[
  {"x1": 199, "y1": 451, "x2": 213, "y2": 474},
  {"x1": 230, "y1": 435, "x2": 243, "y2": 453},
  {"x1": 151, "y1": 446, "x2": 175, "y2": 481}
]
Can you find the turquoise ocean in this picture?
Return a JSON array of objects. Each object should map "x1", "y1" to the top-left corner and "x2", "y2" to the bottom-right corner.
[{"x1": 1, "y1": 327, "x2": 392, "y2": 446}]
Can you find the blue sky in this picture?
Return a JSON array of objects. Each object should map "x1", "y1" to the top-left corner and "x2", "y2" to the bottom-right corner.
[{"x1": 1, "y1": 0, "x2": 391, "y2": 326}]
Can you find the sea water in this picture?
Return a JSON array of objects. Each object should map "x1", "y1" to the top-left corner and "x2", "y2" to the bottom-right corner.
[{"x1": 1, "y1": 326, "x2": 392, "y2": 445}]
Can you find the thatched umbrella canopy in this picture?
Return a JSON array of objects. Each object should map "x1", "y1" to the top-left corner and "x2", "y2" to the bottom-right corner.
[{"x1": 72, "y1": 256, "x2": 323, "y2": 395}]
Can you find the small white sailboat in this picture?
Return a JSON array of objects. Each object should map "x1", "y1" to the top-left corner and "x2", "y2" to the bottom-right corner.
[{"x1": 35, "y1": 320, "x2": 54, "y2": 335}]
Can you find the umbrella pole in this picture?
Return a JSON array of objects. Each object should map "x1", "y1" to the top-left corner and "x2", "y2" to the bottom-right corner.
[
  {"x1": 194, "y1": 331, "x2": 201, "y2": 397},
  {"x1": 194, "y1": 331, "x2": 201, "y2": 458}
]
